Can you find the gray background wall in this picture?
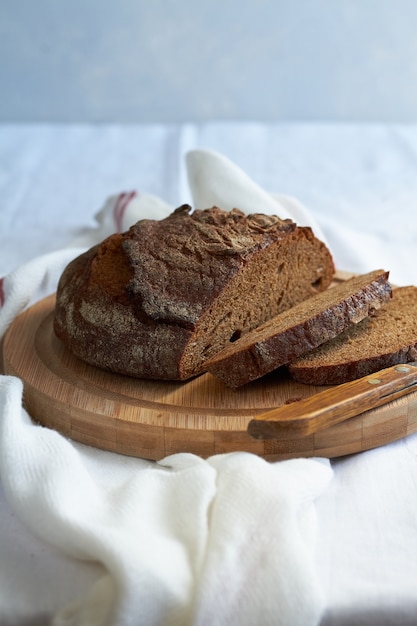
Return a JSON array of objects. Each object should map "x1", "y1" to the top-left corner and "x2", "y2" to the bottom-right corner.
[{"x1": 1, "y1": 0, "x2": 417, "y2": 123}]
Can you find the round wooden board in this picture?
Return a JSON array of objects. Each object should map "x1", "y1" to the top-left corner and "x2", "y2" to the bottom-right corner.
[{"x1": 3, "y1": 293, "x2": 417, "y2": 461}]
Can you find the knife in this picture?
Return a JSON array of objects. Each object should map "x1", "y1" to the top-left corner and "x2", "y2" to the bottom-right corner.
[{"x1": 247, "y1": 362, "x2": 417, "y2": 440}]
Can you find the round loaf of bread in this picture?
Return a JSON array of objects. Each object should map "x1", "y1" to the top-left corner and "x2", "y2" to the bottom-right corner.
[{"x1": 53, "y1": 205, "x2": 335, "y2": 380}]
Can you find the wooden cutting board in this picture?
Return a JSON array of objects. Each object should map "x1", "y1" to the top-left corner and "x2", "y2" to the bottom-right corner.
[{"x1": 3, "y1": 292, "x2": 417, "y2": 461}]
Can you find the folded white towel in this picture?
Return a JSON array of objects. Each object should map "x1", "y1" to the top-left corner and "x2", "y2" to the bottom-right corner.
[
  {"x1": 187, "y1": 149, "x2": 328, "y2": 243},
  {"x1": 0, "y1": 149, "x2": 332, "y2": 626}
]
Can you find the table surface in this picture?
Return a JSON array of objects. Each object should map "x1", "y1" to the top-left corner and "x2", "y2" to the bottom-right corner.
[{"x1": 2, "y1": 122, "x2": 417, "y2": 625}]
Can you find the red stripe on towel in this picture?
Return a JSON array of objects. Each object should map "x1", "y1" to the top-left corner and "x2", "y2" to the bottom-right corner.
[
  {"x1": 113, "y1": 191, "x2": 137, "y2": 232},
  {"x1": 0, "y1": 277, "x2": 5, "y2": 307}
]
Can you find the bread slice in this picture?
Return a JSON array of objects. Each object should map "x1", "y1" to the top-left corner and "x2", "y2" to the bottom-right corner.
[
  {"x1": 288, "y1": 285, "x2": 417, "y2": 385},
  {"x1": 54, "y1": 205, "x2": 335, "y2": 380},
  {"x1": 205, "y1": 270, "x2": 391, "y2": 388}
]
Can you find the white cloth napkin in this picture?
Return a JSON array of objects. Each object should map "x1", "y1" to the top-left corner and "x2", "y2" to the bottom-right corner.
[
  {"x1": 0, "y1": 149, "x2": 333, "y2": 626},
  {"x1": 186, "y1": 149, "x2": 328, "y2": 244}
]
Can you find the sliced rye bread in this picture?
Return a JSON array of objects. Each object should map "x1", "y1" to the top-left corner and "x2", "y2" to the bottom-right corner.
[
  {"x1": 288, "y1": 285, "x2": 417, "y2": 385},
  {"x1": 54, "y1": 205, "x2": 335, "y2": 381},
  {"x1": 205, "y1": 269, "x2": 391, "y2": 389}
]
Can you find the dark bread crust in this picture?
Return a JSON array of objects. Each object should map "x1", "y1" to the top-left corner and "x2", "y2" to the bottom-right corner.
[
  {"x1": 206, "y1": 270, "x2": 391, "y2": 388},
  {"x1": 288, "y1": 285, "x2": 417, "y2": 385},
  {"x1": 54, "y1": 205, "x2": 335, "y2": 380}
]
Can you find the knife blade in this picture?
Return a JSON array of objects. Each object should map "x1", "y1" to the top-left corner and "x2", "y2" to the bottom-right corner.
[{"x1": 247, "y1": 362, "x2": 417, "y2": 440}]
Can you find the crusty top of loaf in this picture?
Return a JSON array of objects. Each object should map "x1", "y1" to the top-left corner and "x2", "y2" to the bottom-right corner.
[{"x1": 121, "y1": 205, "x2": 295, "y2": 326}]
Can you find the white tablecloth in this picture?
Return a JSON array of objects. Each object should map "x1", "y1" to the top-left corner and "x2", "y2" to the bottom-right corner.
[{"x1": 1, "y1": 122, "x2": 417, "y2": 625}]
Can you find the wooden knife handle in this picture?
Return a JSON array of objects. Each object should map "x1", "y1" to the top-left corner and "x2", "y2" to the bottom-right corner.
[{"x1": 247, "y1": 364, "x2": 417, "y2": 440}]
